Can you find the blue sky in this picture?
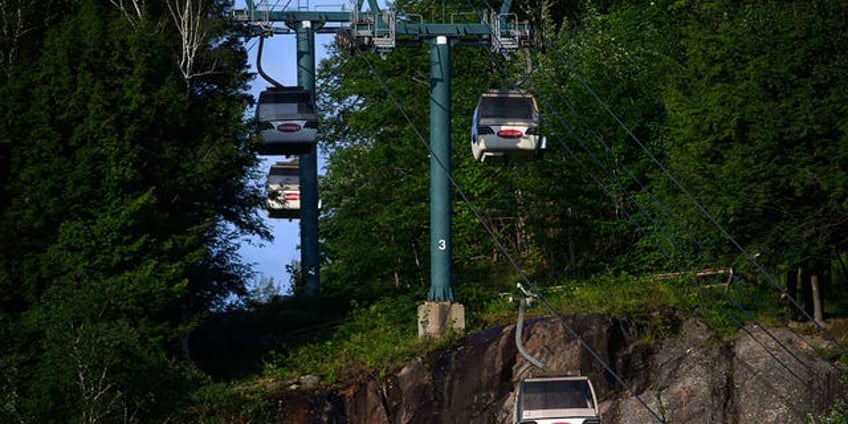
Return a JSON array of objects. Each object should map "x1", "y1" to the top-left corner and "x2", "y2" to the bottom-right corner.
[{"x1": 235, "y1": 0, "x2": 336, "y2": 293}]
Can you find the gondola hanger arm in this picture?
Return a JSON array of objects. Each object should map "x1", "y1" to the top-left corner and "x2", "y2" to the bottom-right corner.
[{"x1": 257, "y1": 33, "x2": 284, "y2": 88}]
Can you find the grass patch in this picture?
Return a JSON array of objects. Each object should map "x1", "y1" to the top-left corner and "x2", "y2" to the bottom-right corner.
[
  {"x1": 260, "y1": 271, "x2": 791, "y2": 386},
  {"x1": 187, "y1": 271, "x2": 837, "y2": 421},
  {"x1": 261, "y1": 293, "x2": 461, "y2": 385}
]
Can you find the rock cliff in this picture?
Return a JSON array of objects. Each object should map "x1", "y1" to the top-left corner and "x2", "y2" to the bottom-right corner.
[{"x1": 276, "y1": 314, "x2": 845, "y2": 423}]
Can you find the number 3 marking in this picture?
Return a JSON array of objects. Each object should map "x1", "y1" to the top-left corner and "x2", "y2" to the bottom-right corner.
[{"x1": 438, "y1": 239, "x2": 447, "y2": 250}]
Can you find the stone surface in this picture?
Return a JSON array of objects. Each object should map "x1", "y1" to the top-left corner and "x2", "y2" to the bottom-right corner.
[{"x1": 275, "y1": 314, "x2": 845, "y2": 423}]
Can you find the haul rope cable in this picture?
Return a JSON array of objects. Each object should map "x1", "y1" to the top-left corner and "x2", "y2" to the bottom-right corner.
[
  {"x1": 460, "y1": 0, "x2": 832, "y2": 390},
  {"x1": 498, "y1": 39, "x2": 840, "y2": 383},
  {"x1": 349, "y1": 2, "x2": 835, "y2": 402},
  {"x1": 523, "y1": 75, "x2": 822, "y2": 386},
  {"x1": 507, "y1": 43, "x2": 831, "y2": 385},
  {"x1": 383, "y1": 0, "x2": 825, "y2": 415},
  {"x1": 335, "y1": 28, "x2": 668, "y2": 424},
  {"x1": 547, "y1": 49, "x2": 848, "y2": 356},
  {"x1": 447, "y1": 0, "x2": 841, "y2": 382}
]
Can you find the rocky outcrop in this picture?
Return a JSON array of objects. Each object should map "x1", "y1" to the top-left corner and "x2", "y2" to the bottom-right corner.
[{"x1": 276, "y1": 314, "x2": 845, "y2": 423}]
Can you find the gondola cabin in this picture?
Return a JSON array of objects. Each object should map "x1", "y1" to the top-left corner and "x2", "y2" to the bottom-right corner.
[
  {"x1": 266, "y1": 161, "x2": 300, "y2": 219},
  {"x1": 514, "y1": 375, "x2": 601, "y2": 424},
  {"x1": 257, "y1": 87, "x2": 318, "y2": 155},
  {"x1": 471, "y1": 90, "x2": 546, "y2": 162}
]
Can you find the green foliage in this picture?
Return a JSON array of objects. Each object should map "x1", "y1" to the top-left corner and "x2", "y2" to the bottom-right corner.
[
  {"x1": 173, "y1": 381, "x2": 279, "y2": 423},
  {"x1": 190, "y1": 0, "x2": 848, "y2": 418},
  {"x1": 317, "y1": 45, "x2": 431, "y2": 302},
  {"x1": 266, "y1": 293, "x2": 431, "y2": 383},
  {"x1": 0, "y1": 0, "x2": 263, "y2": 421},
  {"x1": 470, "y1": 270, "x2": 790, "y2": 342},
  {"x1": 302, "y1": 0, "x2": 848, "y2": 399},
  {"x1": 696, "y1": 284, "x2": 778, "y2": 339},
  {"x1": 2, "y1": 0, "x2": 847, "y2": 420},
  {"x1": 657, "y1": 0, "x2": 848, "y2": 264},
  {"x1": 808, "y1": 399, "x2": 848, "y2": 424},
  {"x1": 211, "y1": 271, "x2": 788, "y2": 413},
  {"x1": 537, "y1": 273, "x2": 696, "y2": 317}
]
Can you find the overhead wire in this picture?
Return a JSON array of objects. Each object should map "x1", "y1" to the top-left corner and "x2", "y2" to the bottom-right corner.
[
  {"x1": 473, "y1": 0, "x2": 701, "y2": 255},
  {"x1": 386, "y1": 0, "x2": 817, "y2": 417},
  {"x1": 460, "y1": 1, "x2": 686, "y2": 272},
  {"x1": 334, "y1": 27, "x2": 668, "y2": 424},
  {"x1": 245, "y1": 36, "x2": 261, "y2": 53},
  {"x1": 481, "y1": 32, "x2": 826, "y2": 424},
  {"x1": 520, "y1": 72, "x2": 828, "y2": 385},
  {"x1": 546, "y1": 49, "x2": 848, "y2": 359},
  {"x1": 469, "y1": 0, "x2": 811, "y2": 385},
  {"x1": 323, "y1": 1, "x2": 840, "y2": 418},
  {"x1": 450, "y1": 0, "x2": 842, "y2": 383},
  {"x1": 520, "y1": 31, "x2": 846, "y2": 387},
  {"x1": 505, "y1": 34, "x2": 834, "y2": 386},
  {"x1": 461, "y1": 0, "x2": 835, "y2": 396},
  {"x1": 473, "y1": 0, "x2": 685, "y2": 248}
]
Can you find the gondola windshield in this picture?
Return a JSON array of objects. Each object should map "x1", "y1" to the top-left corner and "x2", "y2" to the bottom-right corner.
[
  {"x1": 519, "y1": 379, "x2": 595, "y2": 411},
  {"x1": 268, "y1": 161, "x2": 298, "y2": 182},
  {"x1": 478, "y1": 96, "x2": 535, "y2": 120},
  {"x1": 258, "y1": 90, "x2": 315, "y2": 120}
]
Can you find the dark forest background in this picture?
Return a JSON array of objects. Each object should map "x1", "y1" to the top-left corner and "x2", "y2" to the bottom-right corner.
[{"x1": 1, "y1": 0, "x2": 847, "y2": 421}]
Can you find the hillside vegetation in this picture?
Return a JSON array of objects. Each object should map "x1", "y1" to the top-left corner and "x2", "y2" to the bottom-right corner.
[{"x1": 1, "y1": 0, "x2": 847, "y2": 422}]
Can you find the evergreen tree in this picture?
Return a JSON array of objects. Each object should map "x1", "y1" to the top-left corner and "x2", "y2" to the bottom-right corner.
[
  {"x1": 0, "y1": 0, "x2": 264, "y2": 420},
  {"x1": 658, "y1": 1, "x2": 848, "y2": 271}
]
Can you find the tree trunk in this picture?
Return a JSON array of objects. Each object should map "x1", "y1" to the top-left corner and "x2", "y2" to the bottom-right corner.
[
  {"x1": 811, "y1": 272, "x2": 825, "y2": 325},
  {"x1": 800, "y1": 266, "x2": 814, "y2": 319},
  {"x1": 786, "y1": 266, "x2": 798, "y2": 321}
]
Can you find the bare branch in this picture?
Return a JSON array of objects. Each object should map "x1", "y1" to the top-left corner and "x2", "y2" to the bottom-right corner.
[
  {"x1": 0, "y1": 0, "x2": 26, "y2": 65},
  {"x1": 167, "y1": 0, "x2": 216, "y2": 90},
  {"x1": 69, "y1": 322, "x2": 127, "y2": 424},
  {"x1": 107, "y1": 0, "x2": 145, "y2": 26}
]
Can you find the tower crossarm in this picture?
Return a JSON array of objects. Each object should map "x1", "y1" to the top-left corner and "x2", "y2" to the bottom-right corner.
[{"x1": 233, "y1": 0, "x2": 531, "y2": 55}]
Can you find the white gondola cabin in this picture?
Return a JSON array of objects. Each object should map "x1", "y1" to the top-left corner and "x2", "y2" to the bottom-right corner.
[
  {"x1": 514, "y1": 375, "x2": 601, "y2": 424},
  {"x1": 471, "y1": 90, "x2": 546, "y2": 162},
  {"x1": 266, "y1": 161, "x2": 300, "y2": 219},
  {"x1": 257, "y1": 87, "x2": 318, "y2": 156}
]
